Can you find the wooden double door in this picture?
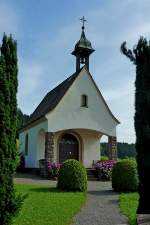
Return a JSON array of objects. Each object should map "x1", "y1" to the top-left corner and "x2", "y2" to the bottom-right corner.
[{"x1": 59, "y1": 133, "x2": 79, "y2": 163}]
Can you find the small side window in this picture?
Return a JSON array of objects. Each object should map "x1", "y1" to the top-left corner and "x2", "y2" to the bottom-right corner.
[
  {"x1": 81, "y1": 95, "x2": 88, "y2": 107},
  {"x1": 25, "y1": 134, "x2": 28, "y2": 156}
]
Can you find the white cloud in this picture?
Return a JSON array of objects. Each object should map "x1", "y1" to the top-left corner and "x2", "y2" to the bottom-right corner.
[
  {"x1": 0, "y1": 2, "x2": 19, "y2": 37},
  {"x1": 103, "y1": 80, "x2": 134, "y2": 101},
  {"x1": 18, "y1": 59, "x2": 51, "y2": 114}
]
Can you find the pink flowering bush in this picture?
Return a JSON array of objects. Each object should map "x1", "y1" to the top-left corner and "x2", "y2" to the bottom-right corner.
[
  {"x1": 47, "y1": 162, "x2": 62, "y2": 178},
  {"x1": 94, "y1": 160, "x2": 116, "y2": 180}
]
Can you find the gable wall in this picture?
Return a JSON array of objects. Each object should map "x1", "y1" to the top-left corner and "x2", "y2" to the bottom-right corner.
[{"x1": 46, "y1": 68, "x2": 118, "y2": 136}]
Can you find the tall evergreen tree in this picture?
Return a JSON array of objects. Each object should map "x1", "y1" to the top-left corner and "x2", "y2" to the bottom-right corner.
[
  {"x1": 0, "y1": 34, "x2": 22, "y2": 224},
  {"x1": 121, "y1": 38, "x2": 150, "y2": 213}
]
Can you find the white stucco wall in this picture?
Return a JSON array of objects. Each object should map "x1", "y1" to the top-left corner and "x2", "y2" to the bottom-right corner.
[
  {"x1": 77, "y1": 129, "x2": 102, "y2": 167},
  {"x1": 19, "y1": 120, "x2": 48, "y2": 168},
  {"x1": 53, "y1": 129, "x2": 102, "y2": 168},
  {"x1": 46, "y1": 67, "x2": 118, "y2": 136}
]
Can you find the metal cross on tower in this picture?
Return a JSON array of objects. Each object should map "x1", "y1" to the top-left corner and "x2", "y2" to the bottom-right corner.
[
  {"x1": 80, "y1": 16, "x2": 87, "y2": 29},
  {"x1": 72, "y1": 16, "x2": 94, "y2": 72}
]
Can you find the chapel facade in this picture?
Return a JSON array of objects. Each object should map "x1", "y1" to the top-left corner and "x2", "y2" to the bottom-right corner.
[{"x1": 19, "y1": 18, "x2": 119, "y2": 172}]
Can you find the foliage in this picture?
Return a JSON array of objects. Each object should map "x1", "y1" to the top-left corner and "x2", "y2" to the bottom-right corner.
[
  {"x1": 47, "y1": 162, "x2": 61, "y2": 178},
  {"x1": 101, "y1": 142, "x2": 136, "y2": 159},
  {"x1": 16, "y1": 109, "x2": 29, "y2": 137},
  {"x1": 119, "y1": 192, "x2": 139, "y2": 225},
  {"x1": 121, "y1": 37, "x2": 150, "y2": 213},
  {"x1": 94, "y1": 160, "x2": 116, "y2": 180},
  {"x1": 112, "y1": 159, "x2": 139, "y2": 192},
  {"x1": 13, "y1": 184, "x2": 86, "y2": 225},
  {"x1": 100, "y1": 156, "x2": 109, "y2": 161},
  {"x1": 57, "y1": 159, "x2": 87, "y2": 192},
  {"x1": 0, "y1": 34, "x2": 23, "y2": 225}
]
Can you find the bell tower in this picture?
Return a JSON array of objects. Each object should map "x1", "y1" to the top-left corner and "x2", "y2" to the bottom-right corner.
[{"x1": 71, "y1": 16, "x2": 95, "y2": 72}]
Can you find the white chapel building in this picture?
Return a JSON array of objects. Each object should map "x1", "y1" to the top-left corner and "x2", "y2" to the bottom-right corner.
[{"x1": 19, "y1": 21, "x2": 120, "y2": 170}]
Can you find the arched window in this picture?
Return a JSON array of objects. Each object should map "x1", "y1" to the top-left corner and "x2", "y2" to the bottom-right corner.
[
  {"x1": 81, "y1": 94, "x2": 88, "y2": 107},
  {"x1": 25, "y1": 134, "x2": 29, "y2": 156}
]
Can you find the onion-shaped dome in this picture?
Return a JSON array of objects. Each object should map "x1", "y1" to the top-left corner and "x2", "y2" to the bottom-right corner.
[{"x1": 72, "y1": 29, "x2": 95, "y2": 56}]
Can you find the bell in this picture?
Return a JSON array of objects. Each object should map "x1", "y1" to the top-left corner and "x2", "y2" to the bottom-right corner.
[{"x1": 80, "y1": 57, "x2": 85, "y2": 64}]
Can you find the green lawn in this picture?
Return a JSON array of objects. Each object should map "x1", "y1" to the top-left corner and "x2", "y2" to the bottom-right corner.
[
  {"x1": 119, "y1": 192, "x2": 139, "y2": 225},
  {"x1": 13, "y1": 184, "x2": 86, "y2": 225}
]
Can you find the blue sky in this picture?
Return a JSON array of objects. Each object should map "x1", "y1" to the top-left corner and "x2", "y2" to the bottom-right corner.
[{"x1": 0, "y1": 0, "x2": 150, "y2": 143}]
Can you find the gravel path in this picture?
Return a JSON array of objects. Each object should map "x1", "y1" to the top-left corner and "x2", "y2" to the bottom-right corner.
[
  {"x1": 15, "y1": 174, "x2": 128, "y2": 225},
  {"x1": 71, "y1": 181, "x2": 128, "y2": 225},
  {"x1": 14, "y1": 173, "x2": 56, "y2": 186}
]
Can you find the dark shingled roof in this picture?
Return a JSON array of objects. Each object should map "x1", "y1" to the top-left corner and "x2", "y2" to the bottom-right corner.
[{"x1": 28, "y1": 69, "x2": 82, "y2": 125}]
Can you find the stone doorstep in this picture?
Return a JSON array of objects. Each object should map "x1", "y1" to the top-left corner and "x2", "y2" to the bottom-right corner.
[{"x1": 137, "y1": 214, "x2": 150, "y2": 225}]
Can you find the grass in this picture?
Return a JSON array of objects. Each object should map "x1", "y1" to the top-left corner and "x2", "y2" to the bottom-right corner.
[
  {"x1": 13, "y1": 183, "x2": 86, "y2": 225},
  {"x1": 119, "y1": 192, "x2": 139, "y2": 225}
]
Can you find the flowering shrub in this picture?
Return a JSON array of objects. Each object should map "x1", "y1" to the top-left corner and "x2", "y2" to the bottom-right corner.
[
  {"x1": 94, "y1": 160, "x2": 116, "y2": 180},
  {"x1": 47, "y1": 162, "x2": 61, "y2": 179}
]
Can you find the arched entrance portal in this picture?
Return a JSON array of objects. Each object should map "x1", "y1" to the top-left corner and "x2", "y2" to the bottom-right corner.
[{"x1": 59, "y1": 133, "x2": 79, "y2": 163}]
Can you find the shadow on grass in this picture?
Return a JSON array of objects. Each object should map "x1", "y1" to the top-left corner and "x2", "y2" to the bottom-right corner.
[
  {"x1": 29, "y1": 186, "x2": 84, "y2": 194},
  {"x1": 29, "y1": 186, "x2": 80, "y2": 193},
  {"x1": 29, "y1": 187, "x2": 61, "y2": 193}
]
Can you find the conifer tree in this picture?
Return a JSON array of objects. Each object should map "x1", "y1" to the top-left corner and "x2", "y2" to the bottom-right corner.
[
  {"x1": 0, "y1": 34, "x2": 22, "y2": 225},
  {"x1": 121, "y1": 38, "x2": 150, "y2": 213},
  {"x1": 16, "y1": 108, "x2": 29, "y2": 137}
]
